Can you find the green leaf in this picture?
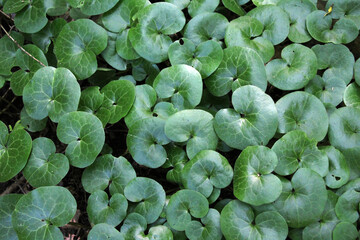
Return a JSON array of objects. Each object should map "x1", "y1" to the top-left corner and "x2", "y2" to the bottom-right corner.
[
  {"x1": 101, "y1": 31, "x2": 127, "y2": 71},
  {"x1": 306, "y1": 10, "x2": 359, "y2": 44},
  {"x1": 207, "y1": 188, "x2": 221, "y2": 204},
  {"x1": 0, "y1": 120, "x2": 32, "y2": 182},
  {"x1": 302, "y1": 190, "x2": 340, "y2": 240},
  {"x1": 82, "y1": 154, "x2": 136, "y2": 195},
  {"x1": 184, "y1": 12, "x2": 228, "y2": 46},
  {"x1": 272, "y1": 130, "x2": 329, "y2": 177},
  {"x1": 182, "y1": 150, "x2": 233, "y2": 197},
  {"x1": 124, "y1": 177, "x2": 166, "y2": 224},
  {"x1": 333, "y1": 222, "x2": 359, "y2": 240},
  {"x1": 214, "y1": 85, "x2": 278, "y2": 150},
  {"x1": 23, "y1": 67, "x2": 81, "y2": 122},
  {"x1": 252, "y1": 0, "x2": 280, "y2": 5},
  {"x1": 101, "y1": 79, "x2": 135, "y2": 124},
  {"x1": 164, "y1": 144, "x2": 188, "y2": 184},
  {"x1": 305, "y1": 75, "x2": 346, "y2": 107},
  {"x1": 328, "y1": 107, "x2": 360, "y2": 150},
  {"x1": 12, "y1": 186, "x2": 77, "y2": 240},
  {"x1": 335, "y1": 189, "x2": 360, "y2": 223},
  {"x1": 0, "y1": 32, "x2": 24, "y2": 76},
  {"x1": 168, "y1": 39, "x2": 223, "y2": 78},
  {"x1": 129, "y1": 2, "x2": 185, "y2": 63},
  {"x1": 54, "y1": 19, "x2": 108, "y2": 80},
  {"x1": 234, "y1": 146, "x2": 282, "y2": 206},
  {"x1": 247, "y1": 5, "x2": 290, "y2": 45},
  {"x1": 87, "y1": 190, "x2": 128, "y2": 226},
  {"x1": 272, "y1": 168, "x2": 328, "y2": 228},
  {"x1": 341, "y1": 148, "x2": 360, "y2": 180},
  {"x1": 222, "y1": 0, "x2": 246, "y2": 16},
  {"x1": 326, "y1": 0, "x2": 360, "y2": 29},
  {"x1": 344, "y1": 83, "x2": 360, "y2": 108},
  {"x1": 23, "y1": 137, "x2": 69, "y2": 187},
  {"x1": 225, "y1": 16, "x2": 274, "y2": 63},
  {"x1": 0, "y1": 194, "x2": 22, "y2": 240},
  {"x1": 188, "y1": 0, "x2": 219, "y2": 17},
  {"x1": 165, "y1": 110, "x2": 218, "y2": 159},
  {"x1": 56, "y1": 111, "x2": 105, "y2": 168},
  {"x1": 88, "y1": 223, "x2": 124, "y2": 240},
  {"x1": 153, "y1": 65, "x2": 202, "y2": 110},
  {"x1": 185, "y1": 208, "x2": 222, "y2": 240},
  {"x1": 165, "y1": 0, "x2": 190, "y2": 9},
  {"x1": 266, "y1": 43, "x2": 317, "y2": 90},
  {"x1": 355, "y1": 58, "x2": 360, "y2": 86},
  {"x1": 80, "y1": 0, "x2": 119, "y2": 15},
  {"x1": 278, "y1": 0, "x2": 316, "y2": 43},
  {"x1": 320, "y1": 146, "x2": 350, "y2": 189},
  {"x1": 3, "y1": 0, "x2": 30, "y2": 13},
  {"x1": 121, "y1": 213, "x2": 173, "y2": 240},
  {"x1": 276, "y1": 91, "x2": 329, "y2": 141},
  {"x1": 20, "y1": 107, "x2": 47, "y2": 132},
  {"x1": 312, "y1": 43, "x2": 355, "y2": 85},
  {"x1": 220, "y1": 200, "x2": 288, "y2": 240},
  {"x1": 166, "y1": 189, "x2": 209, "y2": 231},
  {"x1": 127, "y1": 117, "x2": 170, "y2": 168},
  {"x1": 197, "y1": 89, "x2": 230, "y2": 116},
  {"x1": 205, "y1": 46, "x2": 267, "y2": 96}
]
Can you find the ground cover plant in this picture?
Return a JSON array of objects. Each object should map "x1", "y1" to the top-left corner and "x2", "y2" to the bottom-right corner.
[{"x1": 1, "y1": 0, "x2": 360, "y2": 239}]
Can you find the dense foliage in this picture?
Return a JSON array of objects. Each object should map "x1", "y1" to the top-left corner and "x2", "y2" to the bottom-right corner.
[{"x1": 1, "y1": 0, "x2": 360, "y2": 239}]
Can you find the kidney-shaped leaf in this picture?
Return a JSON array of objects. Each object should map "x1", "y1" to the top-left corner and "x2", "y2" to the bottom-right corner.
[
  {"x1": 276, "y1": 91, "x2": 329, "y2": 141},
  {"x1": 0, "y1": 121, "x2": 32, "y2": 182},
  {"x1": 166, "y1": 189, "x2": 209, "y2": 231},
  {"x1": 54, "y1": 19, "x2": 108, "y2": 80},
  {"x1": 335, "y1": 188, "x2": 360, "y2": 223},
  {"x1": 88, "y1": 223, "x2": 124, "y2": 240},
  {"x1": 0, "y1": 194, "x2": 22, "y2": 240},
  {"x1": 214, "y1": 85, "x2": 278, "y2": 150},
  {"x1": 266, "y1": 43, "x2": 317, "y2": 90},
  {"x1": 23, "y1": 67, "x2": 80, "y2": 123},
  {"x1": 12, "y1": 186, "x2": 77, "y2": 240},
  {"x1": 124, "y1": 177, "x2": 165, "y2": 224},
  {"x1": 82, "y1": 154, "x2": 136, "y2": 195},
  {"x1": 220, "y1": 200, "x2": 288, "y2": 240},
  {"x1": 56, "y1": 111, "x2": 105, "y2": 168},
  {"x1": 23, "y1": 137, "x2": 69, "y2": 188},
  {"x1": 165, "y1": 110, "x2": 218, "y2": 159},
  {"x1": 185, "y1": 208, "x2": 222, "y2": 240},
  {"x1": 182, "y1": 150, "x2": 233, "y2": 198},
  {"x1": 234, "y1": 146, "x2": 282, "y2": 206}
]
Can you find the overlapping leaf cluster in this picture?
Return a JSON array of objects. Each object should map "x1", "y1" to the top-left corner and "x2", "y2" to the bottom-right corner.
[{"x1": 1, "y1": 0, "x2": 360, "y2": 239}]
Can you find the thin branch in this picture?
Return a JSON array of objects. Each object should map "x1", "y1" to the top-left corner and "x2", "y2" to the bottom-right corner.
[
  {"x1": 0, "y1": 9, "x2": 12, "y2": 21},
  {"x1": 0, "y1": 24, "x2": 46, "y2": 67},
  {"x1": 0, "y1": 176, "x2": 25, "y2": 196}
]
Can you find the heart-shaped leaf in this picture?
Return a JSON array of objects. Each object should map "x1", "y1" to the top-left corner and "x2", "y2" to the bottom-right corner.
[
  {"x1": 0, "y1": 32, "x2": 24, "y2": 76},
  {"x1": 214, "y1": 85, "x2": 278, "y2": 150},
  {"x1": 87, "y1": 190, "x2": 128, "y2": 226},
  {"x1": 234, "y1": 146, "x2": 282, "y2": 206},
  {"x1": 82, "y1": 154, "x2": 136, "y2": 195},
  {"x1": 326, "y1": 0, "x2": 360, "y2": 29},
  {"x1": 266, "y1": 43, "x2": 317, "y2": 90},
  {"x1": 20, "y1": 107, "x2": 47, "y2": 132},
  {"x1": 0, "y1": 194, "x2": 22, "y2": 240},
  {"x1": 344, "y1": 83, "x2": 360, "y2": 108},
  {"x1": 306, "y1": 11, "x2": 359, "y2": 44},
  {"x1": 272, "y1": 168, "x2": 328, "y2": 228},
  {"x1": 124, "y1": 177, "x2": 165, "y2": 224},
  {"x1": 23, "y1": 67, "x2": 80, "y2": 122},
  {"x1": 184, "y1": 12, "x2": 228, "y2": 46},
  {"x1": 88, "y1": 223, "x2": 124, "y2": 240},
  {"x1": 333, "y1": 222, "x2": 359, "y2": 240},
  {"x1": 312, "y1": 43, "x2": 355, "y2": 85},
  {"x1": 335, "y1": 189, "x2": 360, "y2": 223},
  {"x1": 168, "y1": 39, "x2": 223, "y2": 78},
  {"x1": 272, "y1": 130, "x2": 329, "y2": 177},
  {"x1": 23, "y1": 137, "x2": 69, "y2": 187},
  {"x1": 163, "y1": 144, "x2": 189, "y2": 184},
  {"x1": 166, "y1": 189, "x2": 209, "y2": 231},
  {"x1": 12, "y1": 186, "x2": 77, "y2": 240},
  {"x1": 0, "y1": 120, "x2": 32, "y2": 182},
  {"x1": 153, "y1": 64, "x2": 203, "y2": 110},
  {"x1": 247, "y1": 5, "x2": 290, "y2": 45},
  {"x1": 220, "y1": 200, "x2": 288, "y2": 240},
  {"x1": 205, "y1": 46, "x2": 267, "y2": 96},
  {"x1": 182, "y1": 150, "x2": 233, "y2": 197},
  {"x1": 165, "y1": 110, "x2": 218, "y2": 159},
  {"x1": 129, "y1": 2, "x2": 185, "y2": 63},
  {"x1": 185, "y1": 208, "x2": 222, "y2": 240},
  {"x1": 54, "y1": 19, "x2": 108, "y2": 80},
  {"x1": 276, "y1": 91, "x2": 329, "y2": 141},
  {"x1": 127, "y1": 117, "x2": 170, "y2": 168},
  {"x1": 56, "y1": 111, "x2": 105, "y2": 168},
  {"x1": 225, "y1": 16, "x2": 274, "y2": 63},
  {"x1": 100, "y1": 79, "x2": 135, "y2": 124},
  {"x1": 187, "y1": 0, "x2": 219, "y2": 17},
  {"x1": 328, "y1": 107, "x2": 360, "y2": 150},
  {"x1": 278, "y1": 0, "x2": 316, "y2": 43}
]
